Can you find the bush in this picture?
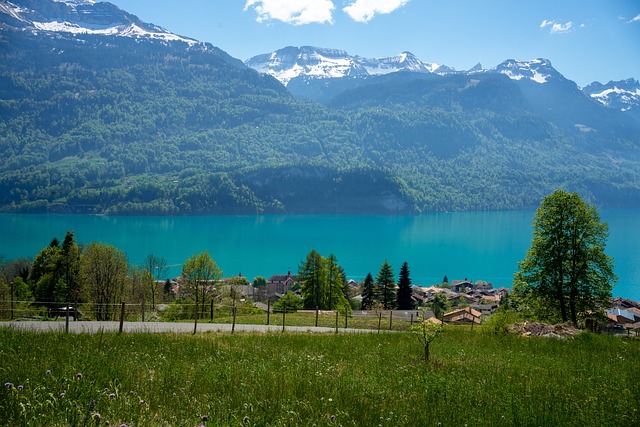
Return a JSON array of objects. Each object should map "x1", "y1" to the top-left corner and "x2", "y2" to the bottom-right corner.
[{"x1": 480, "y1": 310, "x2": 522, "y2": 335}]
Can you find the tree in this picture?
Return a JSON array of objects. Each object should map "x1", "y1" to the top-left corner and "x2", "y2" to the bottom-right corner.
[
  {"x1": 397, "y1": 261, "x2": 414, "y2": 310},
  {"x1": 513, "y1": 190, "x2": 616, "y2": 325},
  {"x1": 252, "y1": 276, "x2": 267, "y2": 301},
  {"x1": 182, "y1": 251, "x2": 222, "y2": 334},
  {"x1": 430, "y1": 292, "x2": 450, "y2": 320},
  {"x1": 298, "y1": 250, "x2": 351, "y2": 311},
  {"x1": 376, "y1": 260, "x2": 395, "y2": 310},
  {"x1": 299, "y1": 250, "x2": 325, "y2": 310},
  {"x1": 411, "y1": 309, "x2": 443, "y2": 362},
  {"x1": 81, "y1": 242, "x2": 128, "y2": 321},
  {"x1": 60, "y1": 231, "x2": 81, "y2": 318},
  {"x1": 228, "y1": 275, "x2": 249, "y2": 307},
  {"x1": 142, "y1": 254, "x2": 168, "y2": 309},
  {"x1": 361, "y1": 273, "x2": 376, "y2": 310},
  {"x1": 273, "y1": 291, "x2": 303, "y2": 313}
]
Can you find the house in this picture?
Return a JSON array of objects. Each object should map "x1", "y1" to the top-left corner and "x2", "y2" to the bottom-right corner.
[
  {"x1": 443, "y1": 307, "x2": 482, "y2": 324},
  {"x1": 267, "y1": 271, "x2": 298, "y2": 296},
  {"x1": 451, "y1": 280, "x2": 473, "y2": 293},
  {"x1": 606, "y1": 308, "x2": 640, "y2": 324}
]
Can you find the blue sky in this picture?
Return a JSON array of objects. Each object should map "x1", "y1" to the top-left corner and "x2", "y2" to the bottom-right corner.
[{"x1": 107, "y1": 0, "x2": 639, "y2": 86}]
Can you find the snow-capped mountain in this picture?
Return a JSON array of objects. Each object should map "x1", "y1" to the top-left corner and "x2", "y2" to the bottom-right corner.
[
  {"x1": 356, "y1": 51, "x2": 440, "y2": 75},
  {"x1": 246, "y1": 46, "x2": 574, "y2": 90},
  {"x1": 583, "y1": 79, "x2": 640, "y2": 112},
  {"x1": 245, "y1": 46, "x2": 441, "y2": 86},
  {"x1": 486, "y1": 58, "x2": 564, "y2": 84},
  {"x1": 245, "y1": 46, "x2": 369, "y2": 85},
  {"x1": 0, "y1": 0, "x2": 197, "y2": 44}
]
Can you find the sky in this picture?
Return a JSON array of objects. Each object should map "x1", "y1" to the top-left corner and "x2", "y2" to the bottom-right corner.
[{"x1": 106, "y1": 0, "x2": 640, "y2": 87}]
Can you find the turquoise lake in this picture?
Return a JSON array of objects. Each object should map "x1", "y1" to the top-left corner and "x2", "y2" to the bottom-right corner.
[{"x1": 1, "y1": 210, "x2": 638, "y2": 300}]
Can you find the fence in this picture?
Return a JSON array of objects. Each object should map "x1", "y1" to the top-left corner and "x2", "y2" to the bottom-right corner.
[{"x1": 0, "y1": 301, "x2": 425, "y2": 334}]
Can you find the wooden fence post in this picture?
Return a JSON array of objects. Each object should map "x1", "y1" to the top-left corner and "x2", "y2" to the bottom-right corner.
[
  {"x1": 267, "y1": 300, "x2": 271, "y2": 325},
  {"x1": 210, "y1": 300, "x2": 214, "y2": 322},
  {"x1": 232, "y1": 306, "x2": 237, "y2": 334},
  {"x1": 315, "y1": 308, "x2": 319, "y2": 327},
  {"x1": 344, "y1": 310, "x2": 348, "y2": 329},
  {"x1": 282, "y1": 310, "x2": 286, "y2": 332},
  {"x1": 389, "y1": 311, "x2": 393, "y2": 330},
  {"x1": 378, "y1": 312, "x2": 382, "y2": 333},
  {"x1": 119, "y1": 302, "x2": 125, "y2": 334},
  {"x1": 335, "y1": 310, "x2": 339, "y2": 333}
]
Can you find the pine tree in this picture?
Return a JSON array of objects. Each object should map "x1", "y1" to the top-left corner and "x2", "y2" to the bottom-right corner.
[
  {"x1": 361, "y1": 273, "x2": 375, "y2": 310},
  {"x1": 396, "y1": 261, "x2": 414, "y2": 310},
  {"x1": 299, "y1": 249, "x2": 325, "y2": 310},
  {"x1": 376, "y1": 260, "x2": 395, "y2": 310}
]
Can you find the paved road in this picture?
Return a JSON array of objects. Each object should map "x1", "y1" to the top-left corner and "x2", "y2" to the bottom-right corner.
[{"x1": 0, "y1": 321, "x2": 381, "y2": 334}]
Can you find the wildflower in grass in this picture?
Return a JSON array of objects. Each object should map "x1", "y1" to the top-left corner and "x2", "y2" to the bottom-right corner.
[
  {"x1": 17, "y1": 385, "x2": 24, "y2": 391},
  {"x1": 45, "y1": 370, "x2": 52, "y2": 376},
  {"x1": 59, "y1": 392, "x2": 66, "y2": 398},
  {"x1": 93, "y1": 413, "x2": 101, "y2": 421},
  {"x1": 108, "y1": 393, "x2": 116, "y2": 399},
  {"x1": 139, "y1": 400, "x2": 145, "y2": 405},
  {"x1": 243, "y1": 415, "x2": 250, "y2": 425},
  {"x1": 4, "y1": 382, "x2": 13, "y2": 389},
  {"x1": 75, "y1": 373, "x2": 83, "y2": 379},
  {"x1": 201, "y1": 415, "x2": 209, "y2": 422}
]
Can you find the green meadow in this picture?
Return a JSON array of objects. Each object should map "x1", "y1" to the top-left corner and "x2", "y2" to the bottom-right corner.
[{"x1": 1, "y1": 327, "x2": 638, "y2": 426}]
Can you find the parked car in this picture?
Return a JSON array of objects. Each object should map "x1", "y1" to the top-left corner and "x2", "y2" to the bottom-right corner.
[{"x1": 49, "y1": 306, "x2": 82, "y2": 320}]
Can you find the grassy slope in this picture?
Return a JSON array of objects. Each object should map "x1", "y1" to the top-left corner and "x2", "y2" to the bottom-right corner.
[{"x1": 1, "y1": 328, "x2": 638, "y2": 426}]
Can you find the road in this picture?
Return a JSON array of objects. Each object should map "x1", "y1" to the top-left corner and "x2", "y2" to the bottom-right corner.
[{"x1": 0, "y1": 321, "x2": 381, "y2": 334}]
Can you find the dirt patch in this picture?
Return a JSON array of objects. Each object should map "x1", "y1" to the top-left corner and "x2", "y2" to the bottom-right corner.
[{"x1": 508, "y1": 322, "x2": 581, "y2": 339}]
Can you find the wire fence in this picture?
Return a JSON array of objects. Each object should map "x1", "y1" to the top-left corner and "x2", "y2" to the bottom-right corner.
[{"x1": 0, "y1": 300, "x2": 428, "y2": 333}]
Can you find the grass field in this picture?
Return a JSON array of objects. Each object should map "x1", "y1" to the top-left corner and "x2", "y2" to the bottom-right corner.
[{"x1": 1, "y1": 327, "x2": 638, "y2": 426}]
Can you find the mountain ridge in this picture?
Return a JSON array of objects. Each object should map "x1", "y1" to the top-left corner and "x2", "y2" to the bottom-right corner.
[{"x1": 1, "y1": 0, "x2": 640, "y2": 215}]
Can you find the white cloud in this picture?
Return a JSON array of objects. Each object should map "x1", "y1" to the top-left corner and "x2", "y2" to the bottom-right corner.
[
  {"x1": 628, "y1": 14, "x2": 640, "y2": 24},
  {"x1": 244, "y1": 0, "x2": 335, "y2": 25},
  {"x1": 540, "y1": 19, "x2": 573, "y2": 34},
  {"x1": 343, "y1": 0, "x2": 410, "y2": 23}
]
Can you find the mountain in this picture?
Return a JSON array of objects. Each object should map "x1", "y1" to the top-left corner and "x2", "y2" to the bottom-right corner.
[
  {"x1": 0, "y1": 0, "x2": 196, "y2": 44},
  {"x1": 1, "y1": 0, "x2": 640, "y2": 216},
  {"x1": 245, "y1": 46, "x2": 442, "y2": 85},
  {"x1": 583, "y1": 79, "x2": 640, "y2": 119},
  {"x1": 487, "y1": 58, "x2": 563, "y2": 84}
]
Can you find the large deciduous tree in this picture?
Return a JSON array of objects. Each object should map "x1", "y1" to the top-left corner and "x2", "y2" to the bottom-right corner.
[
  {"x1": 513, "y1": 190, "x2": 616, "y2": 325},
  {"x1": 396, "y1": 261, "x2": 414, "y2": 310},
  {"x1": 81, "y1": 242, "x2": 128, "y2": 321}
]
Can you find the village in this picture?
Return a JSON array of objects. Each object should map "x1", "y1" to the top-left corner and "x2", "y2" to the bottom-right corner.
[{"x1": 164, "y1": 272, "x2": 640, "y2": 333}]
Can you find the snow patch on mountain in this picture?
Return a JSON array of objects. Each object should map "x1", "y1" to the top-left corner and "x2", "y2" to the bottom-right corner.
[
  {"x1": 583, "y1": 79, "x2": 640, "y2": 112},
  {"x1": 246, "y1": 46, "x2": 439, "y2": 86},
  {"x1": 2, "y1": 0, "x2": 197, "y2": 45},
  {"x1": 490, "y1": 59, "x2": 558, "y2": 84}
]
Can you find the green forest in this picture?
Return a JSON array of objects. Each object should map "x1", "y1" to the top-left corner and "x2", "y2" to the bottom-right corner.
[{"x1": 1, "y1": 30, "x2": 640, "y2": 215}]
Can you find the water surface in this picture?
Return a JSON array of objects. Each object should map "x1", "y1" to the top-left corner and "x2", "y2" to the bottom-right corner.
[{"x1": 1, "y1": 210, "x2": 638, "y2": 300}]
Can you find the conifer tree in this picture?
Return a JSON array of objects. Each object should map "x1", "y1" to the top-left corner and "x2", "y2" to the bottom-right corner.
[
  {"x1": 361, "y1": 273, "x2": 376, "y2": 310},
  {"x1": 397, "y1": 261, "x2": 414, "y2": 310},
  {"x1": 376, "y1": 260, "x2": 395, "y2": 310}
]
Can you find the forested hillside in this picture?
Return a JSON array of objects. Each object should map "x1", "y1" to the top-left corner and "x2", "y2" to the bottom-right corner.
[{"x1": 1, "y1": 2, "x2": 640, "y2": 214}]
